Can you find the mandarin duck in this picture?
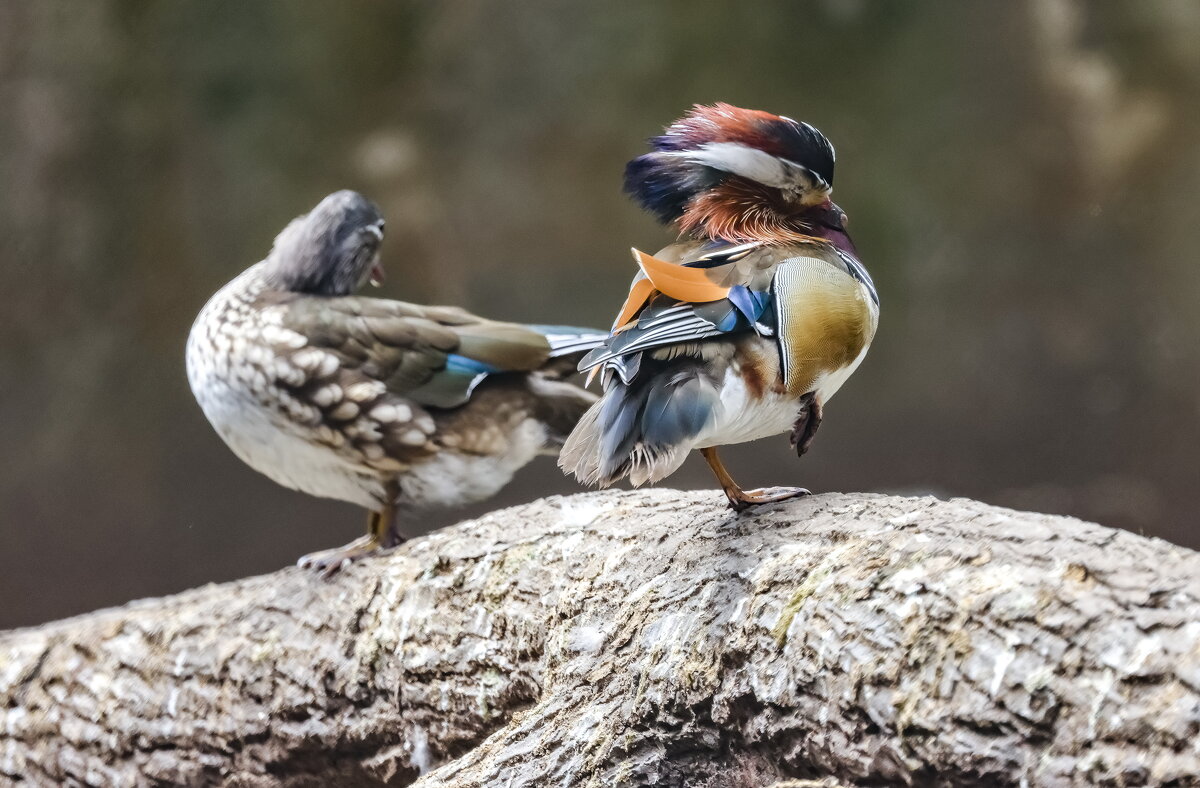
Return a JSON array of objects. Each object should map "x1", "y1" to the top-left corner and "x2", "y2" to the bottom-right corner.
[
  {"x1": 560, "y1": 104, "x2": 878, "y2": 510},
  {"x1": 187, "y1": 190, "x2": 603, "y2": 574}
]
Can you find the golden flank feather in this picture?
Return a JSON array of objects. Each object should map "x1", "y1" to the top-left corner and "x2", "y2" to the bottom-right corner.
[{"x1": 773, "y1": 257, "x2": 876, "y2": 396}]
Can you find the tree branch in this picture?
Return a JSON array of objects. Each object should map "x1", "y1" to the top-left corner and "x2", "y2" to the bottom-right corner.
[{"x1": 2, "y1": 491, "x2": 1198, "y2": 786}]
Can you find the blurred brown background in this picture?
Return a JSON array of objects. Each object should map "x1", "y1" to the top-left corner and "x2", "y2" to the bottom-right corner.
[{"x1": 1, "y1": 1, "x2": 1197, "y2": 629}]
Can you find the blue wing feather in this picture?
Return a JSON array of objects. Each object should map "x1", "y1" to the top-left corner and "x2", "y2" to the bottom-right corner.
[
  {"x1": 412, "y1": 327, "x2": 604, "y2": 408},
  {"x1": 445, "y1": 354, "x2": 498, "y2": 375}
]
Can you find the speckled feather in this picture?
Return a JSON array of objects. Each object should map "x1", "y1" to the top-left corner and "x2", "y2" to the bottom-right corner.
[{"x1": 188, "y1": 244, "x2": 602, "y2": 514}]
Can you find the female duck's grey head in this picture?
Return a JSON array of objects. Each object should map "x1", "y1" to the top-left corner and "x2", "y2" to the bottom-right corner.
[{"x1": 263, "y1": 190, "x2": 386, "y2": 296}]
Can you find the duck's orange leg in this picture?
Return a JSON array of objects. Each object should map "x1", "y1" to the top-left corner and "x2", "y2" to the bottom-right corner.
[{"x1": 700, "y1": 447, "x2": 810, "y2": 513}]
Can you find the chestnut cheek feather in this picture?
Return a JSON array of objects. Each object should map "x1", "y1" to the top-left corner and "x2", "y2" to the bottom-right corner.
[{"x1": 678, "y1": 179, "x2": 831, "y2": 245}]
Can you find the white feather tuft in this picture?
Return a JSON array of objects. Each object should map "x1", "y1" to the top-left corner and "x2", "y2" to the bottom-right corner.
[{"x1": 666, "y1": 142, "x2": 829, "y2": 192}]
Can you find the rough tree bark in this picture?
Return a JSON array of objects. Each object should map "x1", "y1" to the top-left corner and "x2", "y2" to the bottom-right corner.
[{"x1": 1, "y1": 490, "x2": 1198, "y2": 787}]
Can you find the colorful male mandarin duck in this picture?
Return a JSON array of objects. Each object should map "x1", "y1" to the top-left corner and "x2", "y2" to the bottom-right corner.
[
  {"x1": 187, "y1": 191, "x2": 604, "y2": 574},
  {"x1": 560, "y1": 104, "x2": 879, "y2": 510}
]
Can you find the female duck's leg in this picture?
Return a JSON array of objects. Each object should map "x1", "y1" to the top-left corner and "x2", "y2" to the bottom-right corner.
[{"x1": 297, "y1": 481, "x2": 404, "y2": 577}]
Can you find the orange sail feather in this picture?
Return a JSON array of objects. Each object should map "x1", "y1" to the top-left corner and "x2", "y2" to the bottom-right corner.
[
  {"x1": 632, "y1": 248, "x2": 731, "y2": 304},
  {"x1": 589, "y1": 249, "x2": 733, "y2": 387}
]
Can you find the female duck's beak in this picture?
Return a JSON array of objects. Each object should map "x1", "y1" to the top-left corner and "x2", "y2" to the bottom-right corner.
[
  {"x1": 365, "y1": 221, "x2": 386, "y2": 287},
  {"x1": 369, "y1": 259, "x2": 385, "y2": 287}
]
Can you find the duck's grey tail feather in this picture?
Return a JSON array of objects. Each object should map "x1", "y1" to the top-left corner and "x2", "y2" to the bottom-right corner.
[
  {"x1": 559, "y1": 401, "x2": 606, "y2": 484},
  {"x1": 559, "y1": 363, "x2": 719, "y2": 487}
]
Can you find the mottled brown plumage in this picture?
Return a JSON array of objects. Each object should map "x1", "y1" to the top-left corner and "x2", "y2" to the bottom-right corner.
[{"x1": 187, "y1": 191, "x2": 604, "y2": 573}]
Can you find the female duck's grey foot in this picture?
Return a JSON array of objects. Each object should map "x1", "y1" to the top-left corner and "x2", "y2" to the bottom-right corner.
[
  {"x1": 724, "y1": 485, "x2": 811, "y2": 512},
  {"x1": 296, "y1": 534, "x2": 383, "y2": 578},
  {"x1": 298, "y1": 491, "x2": 404, "y2": 579}
]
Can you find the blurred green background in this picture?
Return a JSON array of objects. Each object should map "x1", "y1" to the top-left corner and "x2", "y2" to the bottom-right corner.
[{"x1": 1, "y1": 1, "x2": 1197, "y2": 628}]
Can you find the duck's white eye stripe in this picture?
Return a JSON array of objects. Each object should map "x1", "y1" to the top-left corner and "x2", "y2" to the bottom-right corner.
[
  {"x1": 669, "y1": 142, "x2": 790, "y2": 187},
  {"x1": 666, "y1": 142, "x2": 828, "y2": 192}
]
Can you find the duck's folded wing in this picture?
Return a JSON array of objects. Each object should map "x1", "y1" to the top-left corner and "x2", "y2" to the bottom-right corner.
[
  {"x1": 581, "y1": 246, "x2": 776, "y2": 384},
  {"x1": 280, "y1": 297, "x2": 602, "y2": 408},
  {"x1": 580, "y1": 287, "x2": 774, "y2": 385}
]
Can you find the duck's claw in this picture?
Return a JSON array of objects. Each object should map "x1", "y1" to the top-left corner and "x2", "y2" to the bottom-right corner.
[
  {"x1": 297, "y1": 535, "x2": 382, "y2": 579},
  {"x1": 725, "y1": 485, "x2": 811, "y2": 513}
]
